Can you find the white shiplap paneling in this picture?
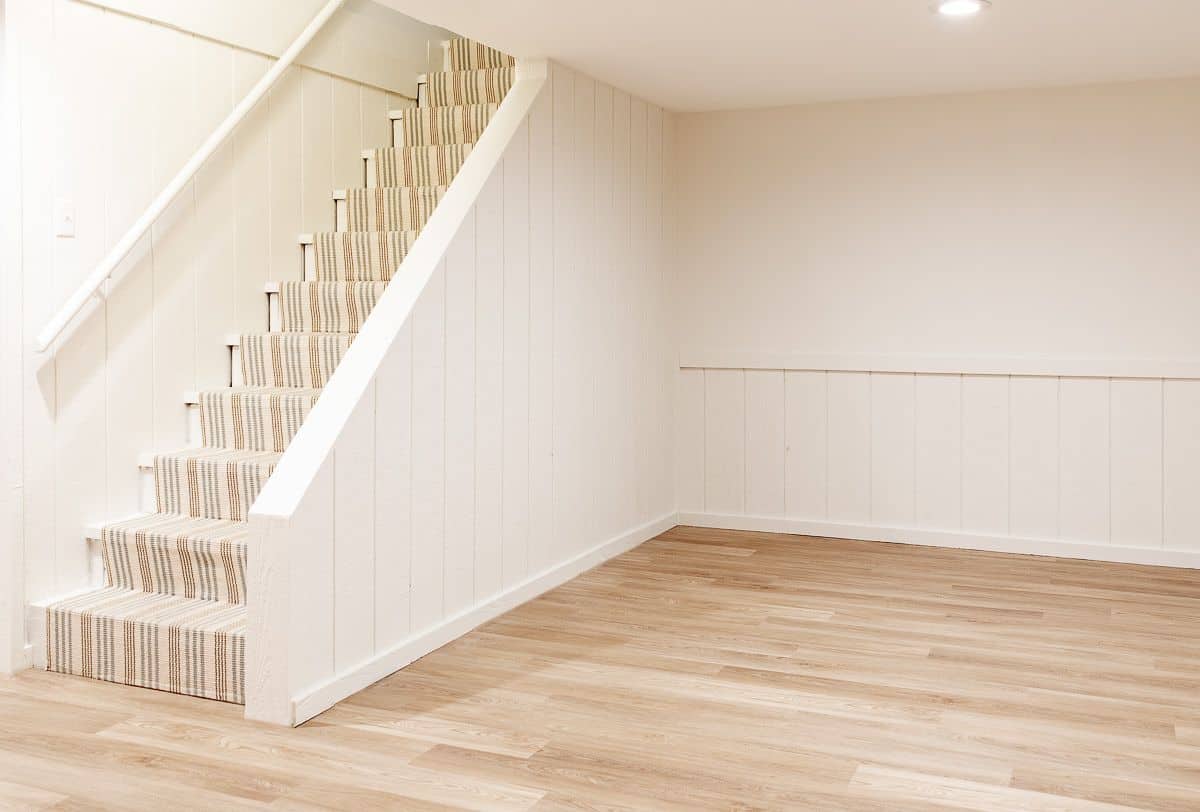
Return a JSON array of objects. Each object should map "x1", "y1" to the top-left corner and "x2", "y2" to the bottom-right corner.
[
  {"x1": 15, "y1": 0, "x2": 441, "y2": 623},
  {"x1": 681, "y1": 363, "x2": 1200, "y2": 564}
]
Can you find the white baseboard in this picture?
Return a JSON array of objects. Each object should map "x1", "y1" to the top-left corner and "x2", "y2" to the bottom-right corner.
[
  {"x1": 677, "y1": 512, "x2": 1200, "y2": 570},
  {"x1": 291, "y1": 512, "x2": 679, "y2": 724}
]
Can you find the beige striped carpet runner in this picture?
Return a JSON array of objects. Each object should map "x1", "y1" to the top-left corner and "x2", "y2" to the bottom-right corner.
[{"x1": 45, "y1": 38, "x2": 516, "y2": 704}]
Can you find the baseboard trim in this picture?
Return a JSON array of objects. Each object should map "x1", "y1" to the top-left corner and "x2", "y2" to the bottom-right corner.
[
  {"x1": 291, "y1": 512, "x2": 679, "y2": 724},
  {"x1": 677, "y1": 512, "x2": 1200, "y2": 569}
]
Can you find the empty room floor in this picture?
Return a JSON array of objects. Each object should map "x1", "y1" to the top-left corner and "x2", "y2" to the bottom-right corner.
[{"x1": 3, "y1": 526, "x2": 1200, "y2": 810}]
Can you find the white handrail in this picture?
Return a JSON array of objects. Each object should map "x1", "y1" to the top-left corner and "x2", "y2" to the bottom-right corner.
[{"x1": 35, "y1": 0, "x2": 347, "y2": 352}]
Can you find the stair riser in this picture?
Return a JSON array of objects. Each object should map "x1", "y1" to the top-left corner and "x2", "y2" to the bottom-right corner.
[
  {"x1": 340, "y1": 187, "x2": 444, "y2": 232},
  {"x1": 199, "y1": 390, "x2": 320, "y2": 452},
  {"x1": 306, "y1": 231, "x2": 418, "y2": 282},
  {"x1": 445, "y1": 39, "x2": 515, "y2": 72},
  {"x1": 277, "y1": 282, "x2": 385, "y2": 333},
  {"x1": 46, "y1": 601, "x2": 245, "y2": 704},
  {"x1": 103, "y1": 533, "x2": 248, "y2": 604},
  {"x1": 240, "y1": 334, "x2": 353, "y2": 389},
  {"x1": 364, "y1": 144, "x2": 471, "y2": 189},
  {"x1": 155, "y1": 456, "x2": 275, "y2": 522},
  {"x1": 391, "y1": 105, "x2": 495, "y2": 148},
  {"x1": 425, "y1": 67, "x2": 514, "y2": 107}
]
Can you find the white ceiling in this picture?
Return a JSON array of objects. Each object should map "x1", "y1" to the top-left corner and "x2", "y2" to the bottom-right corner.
[{"x1": 379, "y1": 0, "x2": 1200, "y2": 111}]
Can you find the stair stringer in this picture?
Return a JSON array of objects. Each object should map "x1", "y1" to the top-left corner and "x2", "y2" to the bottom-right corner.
[{"x1": 244, "y1": 59, "x2": 549, "y2": 727}]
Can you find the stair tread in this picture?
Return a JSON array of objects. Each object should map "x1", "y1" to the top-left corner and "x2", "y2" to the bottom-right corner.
[
  {"x1": 198, "y1": 385, "x2": 324, "y2": 399},
  {"x1": 388, "y1": 101, "x2": 498, "y2": 119},
  {"x1": 100, "y1": 513, "x2": 250, "y2": 604},
  {"x1": 46, "y1": 587, "x2": 246, "y2": 703},
  {"x1": 156, "y1": 446, "x2": 283, "y2": 465},
  {"x1": 104, "y1": 512, "x2": 250, "y2": 543},
  {"x1": 48, "y1": 586, "x2": 245, "y2": 632}
]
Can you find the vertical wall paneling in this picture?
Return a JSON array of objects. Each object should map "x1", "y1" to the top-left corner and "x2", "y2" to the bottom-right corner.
[
  {"x1": 333, "y1": 384, "x2": 376, "y2": 669},
  {"x1": 20, "y1": 0, "x2": 57, "y2": 602},
  {"x1": 526, "y1": 77, "x2": 555, "y2": 575},
  {"x1": 52, "y1": 0, "x2": 108, "y2": 591},
  {"x1": 267, "y1": 68, "x2": 303, "y2": 282},
  {"x1": 914, "y1": 374, "x2": 961, "y2": 530},
  {"x1": 1058, "y1": 377, "x2": 1110, "y2": 543},
  {"x1": 646, "y1": 105, "x2": 669, "y2": 518},
  {"x1": 232, "y1": 50, "x2": 272, "y2": 334},
  {"x1": 373, "y1": 326, "x2": 412, "y2": 649},
  {"x1": 443, "y1": 217, "x2": 477, "y2": 616},
  {"x1": 148, "y1": 19, "x2": 198, "y2": 452},
  {"x1": 676, "y1": 369, "x2": 706, "y2": 513},
  {"x1": 550, "y1": 65, "x2": 576, "y2": 563},
  {"x1": 592, "y1": 82, "x2": 618, "y2": 540},
  {"x1": 331, "y1": 77, "x2": 364, "y2": 190},
  {"x1": 629, "y1": 95, "x2": 649, "y2": 525},
  {"x1": 744, "y1": 370, "x2": 786, "y2": 516},
  {"x1": 826, "y1": 371, "x2": 871, "y2": 522},
  {"x1": 961, "y1": 375, "x2": 1010, "y2": 535},
  {"x1": 474, "y1": 170, "x2": 504, "y2": 602},
  {"x1": 784, "y1": 371, "x2": 827, "y2": 519},
  {"x1": 611, "y1": 90, "x2": 634, "y2": 529},
  {"x1": 501, "y1": 121, "x2": 531, "y2": 588},
  {"x1": 870, "y1": 373, "x2": 915, "y2": 526},
  {"x1": 1164, "y1": 380, "x2": 1200, "y2": 550},
  {"x1": 574, "y1": 73, "x2": 597, "y2": 550},
  {"x1": 192, "y1": 37, "x2": 236, "y2": 388},
  {"x1": 300, "y1": 70, "x2": 334, "y2": 234},
  {"x1": 104, "y1": 8, "x2": 156, "y2": 520},
  {"x1": 703, "y1": 369, "x2": 746, "y2": 515},
  {"x1": 360, "y1": 86, "x2": 391, "y2": 154},
  {"x1": 410, "y1": 265, "x2": 447, "y2": 630},
  {"x1": 1110, "y1": 379, "x2": 1164, "y2": 548},
  {"x1": 288, "y1": 457, "x2": 336, "y2": 696},
  {"x1": 1009, "y1": 376, "x2": 1059, "y2": 539}
]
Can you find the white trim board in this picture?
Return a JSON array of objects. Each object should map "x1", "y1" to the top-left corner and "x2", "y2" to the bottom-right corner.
[
  {"x1": 678, "y1": 513, "x2": 1200, "y2": 570},
  {"x1": 679, "y1": 352, "x2": 1200, "y2": 381},
  {"x1": 291, "y1": 512, "x2": 679, "y2": 724}
]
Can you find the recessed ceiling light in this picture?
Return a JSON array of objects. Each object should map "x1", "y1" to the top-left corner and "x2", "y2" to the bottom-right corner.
[{"x1": 935, "y1": 0, "x2": 991, "y2": 17}]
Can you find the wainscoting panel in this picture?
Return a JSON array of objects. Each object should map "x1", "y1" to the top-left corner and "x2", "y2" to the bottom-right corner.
[{"x1": 679, "y1": 366, "x2": 1200, "y2": 566}]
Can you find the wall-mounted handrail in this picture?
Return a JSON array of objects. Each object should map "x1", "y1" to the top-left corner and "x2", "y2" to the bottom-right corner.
[{"x1": 34, "y1": 0, "x2": 348, "y2": 352}]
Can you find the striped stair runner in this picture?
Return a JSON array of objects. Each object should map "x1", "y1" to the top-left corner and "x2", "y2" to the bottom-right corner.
[{"x1": 44, "y1": 36, "x2": 515, "y2": 704}]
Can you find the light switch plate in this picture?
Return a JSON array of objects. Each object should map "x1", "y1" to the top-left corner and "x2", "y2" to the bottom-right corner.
[{"x1": 53, "y1": 198, "x2": 75, "y2": 238}]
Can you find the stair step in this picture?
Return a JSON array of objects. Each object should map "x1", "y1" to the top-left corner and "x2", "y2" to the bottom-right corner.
[
  {"x1": 363, "y1": 143, "x2": 471, "y2": 188},
  {"x1": 390, "y1": 103, "x2": 497, "y2": 146},
  {"x1": 278, "y1": 281, "x2": 386, "y2": 334},
  {"x1": 340, "y1": 185, "x2": 445, "y2": 232},
  {"x1": 154, "y1": 447, "x2": 281, "y2": 521},
  {"x1": 425, "y1": 66, "x2": 515, "y2": 107},
  {"x1": 446, "y1": 38, "x2": 515, "y2": 72},
  {"x1": 199, "y1": 386, "x2": 322, "y2": 452},
  {"x1": 240, "y1": 332, "x2": 353, "y2": 388},
  {"x1": 100, "y1": 513, "x2": 249, "y2": 604},
  {"x1": 308, "y1": 230, "x2": 419, "y2": 281},
  {"x1": 45, "y1": 586, "x2": 245, "y2": 704}
]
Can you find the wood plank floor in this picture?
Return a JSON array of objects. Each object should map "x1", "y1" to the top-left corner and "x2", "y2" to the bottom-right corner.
[{"x1": 4, "y1": 526, "x2": 1200, "y2": 810}]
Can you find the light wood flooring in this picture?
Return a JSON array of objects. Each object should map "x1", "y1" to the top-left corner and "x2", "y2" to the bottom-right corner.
[{"x1": 4, "y1": 526, "x2": 1200, "y2": 810}]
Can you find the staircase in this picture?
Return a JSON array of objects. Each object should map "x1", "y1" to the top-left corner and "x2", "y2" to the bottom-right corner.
[{"x1": 42, "y1": 38, "x2": 516, "y2": 704}]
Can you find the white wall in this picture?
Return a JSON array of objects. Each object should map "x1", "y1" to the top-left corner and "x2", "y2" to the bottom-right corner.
[
  {"x1": 83, "y1": 0, "x2": 446, "y2": 95},
  {"x1": 674, "y1": 77, "x2": 1200, "y2": 364},
  {"x1": 247, "y1": 61, "x2": 676, "y2": 724},
  {"x1": 673, "y1": 77, "x2": 1200, "y2": 565},
  {"x1": 2, "y1": 0, "x2": 24, "y2": 677},
  {"x1": 5, "y1": 0, "x2": 445, "y2": 670}
]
